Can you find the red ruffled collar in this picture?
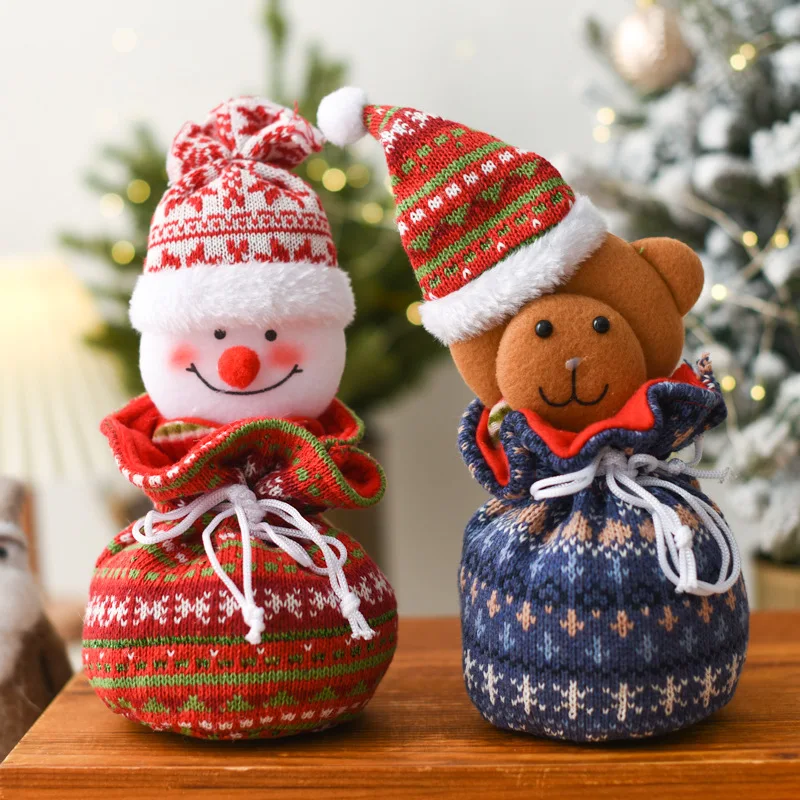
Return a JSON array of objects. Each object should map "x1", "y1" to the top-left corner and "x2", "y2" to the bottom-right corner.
[
  {"x1": 478, "y1": 364, "x2": 704, "y2": 465},
  {"x1": 100, "y1": 395, "x2": 382, "y2": 510}
]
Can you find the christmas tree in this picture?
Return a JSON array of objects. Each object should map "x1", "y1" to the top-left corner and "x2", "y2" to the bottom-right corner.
[
  {"x1": 572, "y1": 0, "x2": 800, "y2": 562},
  {"x1": 62, "y1": 0, "x2": 443, "y2": 414}
]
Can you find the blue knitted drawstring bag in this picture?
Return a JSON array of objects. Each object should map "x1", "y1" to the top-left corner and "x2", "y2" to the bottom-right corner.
[{"x1": 458, "y1": 360, "x2": 748, "y2": 742}]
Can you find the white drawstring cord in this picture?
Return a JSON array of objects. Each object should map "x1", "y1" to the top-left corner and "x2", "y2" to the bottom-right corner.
[
  {"x1": 131, "y1": 485, "x2": 375, "y2": 645},
  {"x1": 530, "y1": 438, "x2": 740, "y2": 597}
]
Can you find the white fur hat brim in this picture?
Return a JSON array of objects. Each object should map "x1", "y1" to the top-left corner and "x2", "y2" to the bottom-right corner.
[
  {"x1": 129, "y1": 262, "x2": 355, "y2": 334},
  {"x1": 419, "y1": 196, "x2": 608, "y2": 345}
]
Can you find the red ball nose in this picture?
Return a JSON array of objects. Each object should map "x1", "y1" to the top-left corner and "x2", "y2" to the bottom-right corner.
[{"x1": 217, "y1": 346, "x2": 261, "y2": 390}]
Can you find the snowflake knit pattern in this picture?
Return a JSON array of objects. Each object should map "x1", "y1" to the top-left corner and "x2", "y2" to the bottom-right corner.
[
  {"x1": 457, "y1": 363, "x2": 748, "y2": 741},
  {"x1": 129, "y1": 96, "x2": 355, "y2": 337},
  {"x1": 83, "y1": 397, "x2": 397, "y2": 740},
  {"x1": 153, "y1": 97, "x2": 334, "y2": 272}
]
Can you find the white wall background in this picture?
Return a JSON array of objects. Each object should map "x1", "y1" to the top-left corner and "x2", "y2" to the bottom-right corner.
[{"x1": 5, "y1": 0, "x2": 752, "y2": 620}]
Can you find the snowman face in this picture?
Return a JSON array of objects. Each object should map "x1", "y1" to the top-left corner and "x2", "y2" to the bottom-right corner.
[{"x1": 140, "y1": 323, "x2": 346, "y2": 424}]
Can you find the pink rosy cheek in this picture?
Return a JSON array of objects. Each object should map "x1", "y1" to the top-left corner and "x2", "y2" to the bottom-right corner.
[
  {"x1": 267, "y1": 342, "x2": 303, "y2": 369},
  {"x1": 169, "y1": 343, "x2": 198, "y2": 370}
]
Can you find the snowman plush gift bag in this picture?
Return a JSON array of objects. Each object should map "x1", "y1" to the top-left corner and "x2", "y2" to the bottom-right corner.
[{"x1": 82, "y1": 97, "x2": 397, "y2": 740}]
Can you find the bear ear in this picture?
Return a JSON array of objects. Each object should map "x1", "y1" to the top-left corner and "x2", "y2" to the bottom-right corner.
[
  {"x1": 449, "y1": 325, "x2": 506, "y2": 407},
  {"x1": 631, "y1": 238, "x2": 704, "y2": 315}
]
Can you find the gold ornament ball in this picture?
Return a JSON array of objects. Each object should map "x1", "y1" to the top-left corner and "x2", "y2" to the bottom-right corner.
[{"x1": 611, "y1": 5, "x2": 694, "y2": 93}]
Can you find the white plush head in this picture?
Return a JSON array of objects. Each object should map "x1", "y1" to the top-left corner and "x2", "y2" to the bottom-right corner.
[{"x1": 140, "y1": 322, "x2": 346, "y2": 424}]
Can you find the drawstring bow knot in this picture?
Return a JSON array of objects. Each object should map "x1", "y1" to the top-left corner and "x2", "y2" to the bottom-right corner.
[
  {"x1": 132, "y1": 484, "x2": 375, "y2": 646},
  {"x1": 530, "y1": 437, "x2": 740, "y2": 597}
]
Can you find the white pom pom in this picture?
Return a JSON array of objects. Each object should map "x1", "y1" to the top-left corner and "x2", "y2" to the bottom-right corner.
[{"x1": 317, "y1": 87, "x2": 368, "y2": 147}]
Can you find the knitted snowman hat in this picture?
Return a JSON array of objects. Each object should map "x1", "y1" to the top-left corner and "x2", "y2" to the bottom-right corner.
[
  {"x1": 317, "y1": 88, "x2": 607, "y2": 345},
  {"x1": 130, "y1": 97, "x2": 354, "y2": 335}
]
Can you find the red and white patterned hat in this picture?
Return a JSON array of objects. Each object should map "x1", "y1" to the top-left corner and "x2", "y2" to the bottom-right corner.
[
  {"x1": 317, "y1": 88, "x2": 606, "y2": 345},
  {"x1": 130, "y1": 97, "x2": 354, "y2": 334}
]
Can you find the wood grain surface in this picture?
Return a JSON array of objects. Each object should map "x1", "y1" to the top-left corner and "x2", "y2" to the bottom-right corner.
[{"x1": 1, "y1": 613, "x2": 798, "y2": 799}]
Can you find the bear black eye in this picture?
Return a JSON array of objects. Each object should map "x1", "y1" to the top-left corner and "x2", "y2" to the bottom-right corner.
[
  {"x1": 593, "y1": 316, "x2": 611, "y2": 334},
  {"x1": 214, "y1": 329, "x2": 226, "y2": 340},
  {"x1": 264, "y1": 329, "x2": 278, "y2": 342},
  {"x1": 535, "y1": 320, "x2": 553, "y2": 338}
]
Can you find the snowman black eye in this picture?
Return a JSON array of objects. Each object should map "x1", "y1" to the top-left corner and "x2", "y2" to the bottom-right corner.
[
  {"x1": 0, "y1": 546, "x2": 8, "y2": 560},
  {"x1": 264, "y1": 329, "x2": 278, "y2": 342},
  {"x1": 535, "y1": 320, "x2": 553, "y2": 338},
  {"x1": 593, "y1": 316, "x2": 611, "y2": 334},
  {"x1": 214, "y1": 329, "x2": 226, "y2": 340}
]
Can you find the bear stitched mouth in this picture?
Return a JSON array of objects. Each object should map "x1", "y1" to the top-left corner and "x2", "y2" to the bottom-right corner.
[
  {"x1": 538, "y1": 369, "x2": 609, "y2": 408},
  {"x1": 186, "y1": 363, "x2": 303, "y2": 396}
]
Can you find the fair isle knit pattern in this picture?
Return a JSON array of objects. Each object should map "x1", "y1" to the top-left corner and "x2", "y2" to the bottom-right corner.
[
  {"x1": 362, "y1": 104, "x2": 574, "y2": 301},
  {"x1": 317, "y1": 89, "x2": 607, "y2": 345},
  {"x1": 457, "y1": 366, "x2": 748, "y2": 742},
  {"x1": 83, "y1": 397, "x2": 397, "y2": 740},
  {"x1": 129, "y1": 97, "x2": 354, "y2": 335}
]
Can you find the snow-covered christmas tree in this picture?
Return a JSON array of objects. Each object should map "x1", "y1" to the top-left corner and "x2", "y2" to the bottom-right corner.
[{"x1": 572, "y1": 0, "x2": 800, "y2": 563}]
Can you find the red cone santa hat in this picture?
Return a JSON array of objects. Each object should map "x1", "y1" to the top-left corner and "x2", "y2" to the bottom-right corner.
[
  {"x1": 130, "y1": 97, "x2": 354, "y2": 334},
  {"x1": 317, "y1": 88, "x2": 607, "y2": 345}
]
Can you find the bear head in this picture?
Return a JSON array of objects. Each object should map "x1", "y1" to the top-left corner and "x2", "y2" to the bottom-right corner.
[{"x1": 449, "y1": 233, "x2": 704, "y2": 432}]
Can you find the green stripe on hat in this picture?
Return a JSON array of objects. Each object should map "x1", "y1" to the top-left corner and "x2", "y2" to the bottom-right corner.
[
  {"x1": 396, "y1": 140, "x2": 510, "y2": 213},
  {"x1": 378, "y1": 106, "x2": 402, "y2": 131},
  {"x1": 413, "y1": 177, "x2": 567, "y2": 279}
]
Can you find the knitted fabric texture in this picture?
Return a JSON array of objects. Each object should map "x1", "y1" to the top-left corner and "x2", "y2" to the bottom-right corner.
[
  {"x1": 457, "y1": 363, "x2": 748, "y2": 742},
  {"x1": 129, "y1": 96, "x2": 354, "y2": 335},
  {"x1": 83, "y1": 396, "x2": 397, "y2": 740},
  {"x1": 319, "y1": 91, "x2": 607, "y2": 345}
]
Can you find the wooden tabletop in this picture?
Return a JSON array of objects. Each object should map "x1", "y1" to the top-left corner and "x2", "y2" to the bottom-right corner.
[{"x1": 2, "y1": 613, "x2": 799, "y2": 799}]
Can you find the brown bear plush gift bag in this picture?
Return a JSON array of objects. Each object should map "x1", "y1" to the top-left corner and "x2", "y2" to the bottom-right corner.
[{"x1": 318, "y1": 88, "x2": 748, "y2": 741}]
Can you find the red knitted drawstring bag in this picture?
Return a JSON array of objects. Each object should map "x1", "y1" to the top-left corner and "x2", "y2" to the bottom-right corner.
[{"x1": 82, "y1": 396, "x2": 397, "y2": 740}]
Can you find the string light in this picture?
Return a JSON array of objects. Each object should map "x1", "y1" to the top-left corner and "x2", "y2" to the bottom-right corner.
[
  {"x1": 711, "y1": 283, "x2": 729, "y2": 301},
  {"x1": 596, "y1": 107, "x2": 616, "y2": 126},
  {"x1": 111, "y1": 241, "x2": 135, "y2": 265},
  {"x1": 750, "y1": 384, "x2": 766, "y2": 402},
  {"x1": 306, "y1": 157, "x2": 328, "y2": 182},
  {"x1": 406, "y1": 302, "x2": 423, "y2": 326},
  {"x1": 593, "y1": 125, "x2": 611, "y2": 143},
  {"x1": 111, "y1": 28, "x2": 137, "y2": 53},
  {"x1": 742, "y1": 230, "x2": 758, "y2": 247},
  {"x1": 100, "y1": 193, "x2": 124, "y2": 218},
  {"x1": 361, "y1": 202, "x2": 384, "y2": 225},
  {"x1": 346, "y1": 163, "x2": 370, "y2": 188},
  {"x1": 739, "y1": 42, "x2": 757, "y2": 60},
  {"x1": 127, "y1": 179, "x2": 151, "y2": 204},
  {"x1": 321, "y1": 167, "x2": 346, "y2": 192},
  {"x1": 730, "y1": 53, "x2": 747, "y2": 71},
  {"x1": 720, "y1": 375, "x2": 737, "y2": 392},
  {"x1": 773, "y1": 229, "x2": 790, "y2": 249}
]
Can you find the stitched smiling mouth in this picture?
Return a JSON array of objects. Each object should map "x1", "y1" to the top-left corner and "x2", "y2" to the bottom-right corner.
[
  {"x1": 186, "y1": 363, "x2": 303, "y2": 396},
  {"x1": 538, "y1": 369, "x2": 609, "y2": 408}
]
